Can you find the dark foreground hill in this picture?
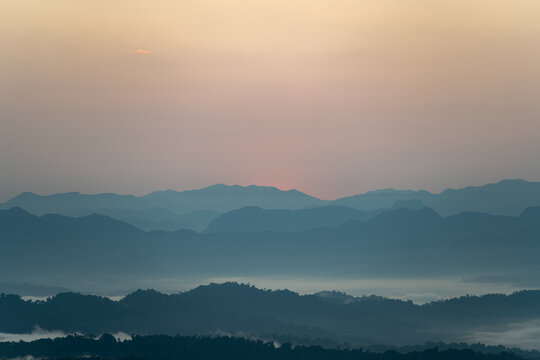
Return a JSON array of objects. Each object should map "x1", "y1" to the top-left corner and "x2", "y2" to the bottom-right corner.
[
  {"x1": 2, "y1": 283, "x2": 540, "y2": 346},
  {"x1": 0, "y1": 334, "x2": 531, "y2": 360}
]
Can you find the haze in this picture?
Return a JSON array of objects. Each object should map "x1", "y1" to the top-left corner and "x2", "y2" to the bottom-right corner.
[{"x1": 1, "y1": 0, "x2": 540, "y2": 200}]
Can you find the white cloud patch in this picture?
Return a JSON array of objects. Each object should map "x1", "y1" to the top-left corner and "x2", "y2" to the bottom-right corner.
[
  {"x1": 398, "y1": 293, "x2": 441, "y2": 304},
  {"x1": 0, "y1": 327, "x2": 69, "y2": 343},
  {"x1": 0, "y1": 327, "x2": 131, "y2": 343},
  {"x1": 465, "y1": 319, "x2": 540, "y2": 351},
  {"x1": 6, "y1": 356, "x2": 42, "y2": 360}
]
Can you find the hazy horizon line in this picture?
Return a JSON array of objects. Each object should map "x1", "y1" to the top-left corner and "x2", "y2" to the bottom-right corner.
[{"x1": 2, "y1": 177, "x2": 537, "y2": 204}]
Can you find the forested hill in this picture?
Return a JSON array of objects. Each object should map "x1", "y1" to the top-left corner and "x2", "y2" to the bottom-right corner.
[
  {"x1": 2, "y1": 283, "x2": 540, "y2": 346},
  {"x1": 0, "y1": 334, "x2": 532, "y2": 360}
]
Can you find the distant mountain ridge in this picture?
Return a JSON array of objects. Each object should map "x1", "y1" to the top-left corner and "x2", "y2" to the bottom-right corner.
[
  {"x1": 0, "y1": 184, "x2": 322, "y2": 231},
  {"x1": 205, "y1": 199, "x2": 426, "y2": 233},
  {"x1": 333, "y1": 179, "x2": 540, "y2": 215},
  {"x1": 2, "y1": 179, "x2": 540, "y2": 232},
  {"x1": 141, "y1": 184, "x2": 323, "y2": 213},
  {"x1": 206, "y1": 205, "x2": 378, "y2": 233},
  {"x1": 2, "y1": 184, "x2": 322, "y2": 215},
  {"x1": 0, "y1": 282, "x2": 69, "y2": 297}
]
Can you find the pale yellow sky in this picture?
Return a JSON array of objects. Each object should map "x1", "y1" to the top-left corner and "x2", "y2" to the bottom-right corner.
[{"x1": 1, "y1": 0, "x2": 539, "y2": 199}]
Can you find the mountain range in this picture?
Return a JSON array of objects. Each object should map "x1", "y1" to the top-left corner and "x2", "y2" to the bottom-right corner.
[
  {"x1": 334, "y1": 179, "x2": 540, "y2": 215},
  {"x1": 2, "y1": 179, "x2": 539, "y2": 232},
  {"x1": 2, "y1": 179, "x2": 540, "y2": 352},
  {"x1": 1, "y1": 205, "x2": 540, "y2": 289}
]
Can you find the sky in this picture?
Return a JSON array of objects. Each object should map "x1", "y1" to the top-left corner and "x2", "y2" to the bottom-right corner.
[{"x1": 1, "y1": 0, "x2": 540, "y2": 201}]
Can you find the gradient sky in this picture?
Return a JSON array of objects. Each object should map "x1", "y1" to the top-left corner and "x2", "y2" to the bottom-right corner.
[{"x1": 1, "y1": 0, "x2": 539, "y2": 201}]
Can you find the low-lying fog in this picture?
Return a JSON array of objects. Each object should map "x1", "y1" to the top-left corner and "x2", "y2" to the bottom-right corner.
[
  {"x1": 464, "y1": 320, "x2": 540, "y2": 351},
  {"x1": 2, "y1": 324, "x2": 540, "y2": 352},
  {"x1": 0, "y1": 328, "x2": 131, "y2": 343}
]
